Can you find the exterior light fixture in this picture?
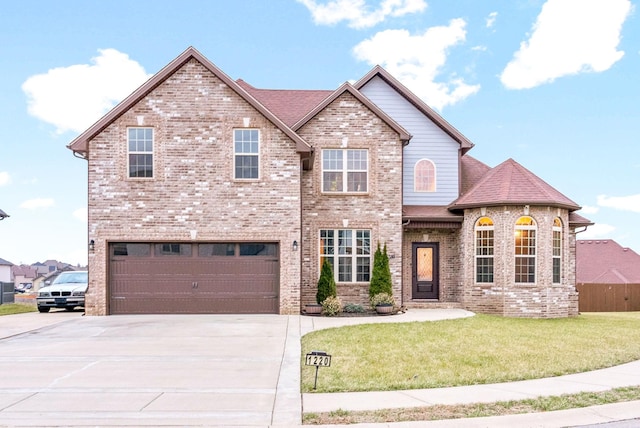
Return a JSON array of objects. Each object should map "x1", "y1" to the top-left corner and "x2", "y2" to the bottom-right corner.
[
  {"x1": 293, "y1": 240, "x2": 298, "y2": 251},
  {"x1": 89, "y1": 239, "x2": 95, "y2": 252}
]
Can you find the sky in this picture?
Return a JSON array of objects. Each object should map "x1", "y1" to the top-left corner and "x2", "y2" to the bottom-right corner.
[{"x1": 0, "y1": 0, "x2": 638, "y2": 266}]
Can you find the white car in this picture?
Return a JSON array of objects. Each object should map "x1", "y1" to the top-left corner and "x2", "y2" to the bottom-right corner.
[{"x1": 37, "y1": 271, "x2": 88, "y2": 313}]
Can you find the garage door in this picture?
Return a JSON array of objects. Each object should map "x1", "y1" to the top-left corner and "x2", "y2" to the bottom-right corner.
[{"x1": 109, "y1": 242, "x2": 279, "y2": 314}]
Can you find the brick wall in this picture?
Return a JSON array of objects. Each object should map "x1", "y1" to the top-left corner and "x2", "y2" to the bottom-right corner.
[
  {"x1": 298, "y1": 92, "x2": 403, "y2": 309},
  {"x1": 86, "y1": 58, "x2": 302, "y2": 315},
  {"x1": 460, "y1": 206, "x2": 579, "y2": 318}
]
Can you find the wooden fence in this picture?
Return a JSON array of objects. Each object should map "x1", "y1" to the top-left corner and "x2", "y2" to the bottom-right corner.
[{"x1": 576, "y1": 283, "x2": 640, "y2": 312}]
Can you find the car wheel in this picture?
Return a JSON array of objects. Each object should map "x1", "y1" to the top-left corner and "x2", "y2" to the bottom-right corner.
[
  {"x1": 65, "y1": 307, "x2": 75, "y2": 311},
  {"x1": 38, "y1": 307, "x2": 50, "y2": 313}
]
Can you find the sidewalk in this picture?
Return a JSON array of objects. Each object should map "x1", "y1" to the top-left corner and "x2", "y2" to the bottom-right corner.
[{"x1": 300, "y1": 309, "x2": 640, "y2": 427}]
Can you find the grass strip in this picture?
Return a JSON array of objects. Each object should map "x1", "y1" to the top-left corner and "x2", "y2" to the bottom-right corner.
[{"x1": 303, "y1": 386, "x2": 640, "y2": 424}]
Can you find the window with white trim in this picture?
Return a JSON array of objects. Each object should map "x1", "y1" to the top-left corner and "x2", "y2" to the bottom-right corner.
[
  {"x1": 515, "y1": 216, "x2": 536, "y2": 283},
  {"x1": 475, "y1": 216, "x2": 494, "y2": 283},
  {"x1": 319, "y1": 229, "x2": 371, "y2": 282},
  {"x1": 553, "y1": 217, "x2": 562, "y2": 284},
  {"x1": 322, "y1": 149, "x2": 368, "y2": 192},
  {"x1": 128, "y1": 128, "x2": 153, "y2": 178},
  {"x1": 415, "y1": 159, "x2": 436, "y2": 192},
  {"x1": 234, "y1": 129, "x2": 259, "y2": 179}
]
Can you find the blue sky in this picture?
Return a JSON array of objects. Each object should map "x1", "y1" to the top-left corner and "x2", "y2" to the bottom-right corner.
[{"x1": 1, "y1": 0, "x2": 638, "y2": 266}]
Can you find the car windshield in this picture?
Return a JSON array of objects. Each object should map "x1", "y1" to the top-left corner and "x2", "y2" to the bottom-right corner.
[{"x1": 53, "y1": 272, "x2": 88, "y2": 284}]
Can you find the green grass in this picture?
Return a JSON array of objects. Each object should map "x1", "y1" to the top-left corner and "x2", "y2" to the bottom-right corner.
[
  {"x1": 301, "y1": 312, "x2": 640, "y2": 393},
  {"x1": 0, "y1": 303, "x2": 37, "y2": 316},
  {"x1": 303, "y1": 386, "x2": 640, "y2": 424}
]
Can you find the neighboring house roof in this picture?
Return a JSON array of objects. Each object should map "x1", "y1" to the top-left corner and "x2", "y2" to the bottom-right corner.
[
  {"x1": 11, "y1": 265, "x2": 37, "y2": 279},
  {"x1": 577, "y1": 239, "x2": 640, "y2": 284},
  {"x1": 67, "y1": 46, "x2": 313, "y2": 163},
  {"x1": 449, "y1": 158, "x2": 581, "y2": 211},
  {"x1": 0, "y1": 258, "x2": 13, "y2": 266},
  {"x1": 291, "y1": 82, "x2": 412, "y2": 142},
  {"x1": 354, "y1": 65, "x2": 474, "y2": 154},
  {"x1": 236, "y1": 80, "x2": 332, "y2": 128}
]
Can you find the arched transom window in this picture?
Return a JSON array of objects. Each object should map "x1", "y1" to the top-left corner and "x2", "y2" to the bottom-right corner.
[
  {"x1": 553, "y1": 217, "x2": 562, "y2": 284},
  {"x1": 414, "y1": 159, "x2": 436, "y2": 192},
  {"x1": 515, "y1": 216, "x2": 536, "y2": 283},
  {"x1": 475, "y1": 216, "x2": 494, "y2": 283}
]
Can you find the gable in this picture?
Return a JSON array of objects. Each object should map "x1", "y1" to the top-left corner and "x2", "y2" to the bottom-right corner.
[{"x1": 67, "y1": 47, "x2": 311, "y2": 160}]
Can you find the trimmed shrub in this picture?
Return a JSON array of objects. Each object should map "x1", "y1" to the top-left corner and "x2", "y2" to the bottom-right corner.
[
  {"x1": 321, "y1": 296, "x2": 342, "y2": 316},
  {"x1": 316, "y1": 259, "x2": 337, "y2": 304},
  {"x1": 369, "y1": 242, "x2": 392, "y2": 299}
]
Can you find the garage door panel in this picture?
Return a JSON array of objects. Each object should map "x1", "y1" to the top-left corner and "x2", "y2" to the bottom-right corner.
[{"x1": 109, "y1": 243, "x2": 280, "y2": 314}]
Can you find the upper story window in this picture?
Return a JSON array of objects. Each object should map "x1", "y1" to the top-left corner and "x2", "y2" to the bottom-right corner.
[
  {"x1": 319, "y1": 229, "x2": 371, "y2": 282},
  {"x1": 553, "y1": 217, "x2": 562, "y2": 284},
  {"x1": 515, "y1": 216, "x2": 536, "y2": 284},
  {"x1": 475, "y1": 216, "x2": 494, "y2": 283},
  {"x1": 234, "y1": 129, "x2": 259, "y2": 179},
  {"x1": 322, "y1": 149, "x2": 368, "y2": 193},
  {"x1": 415, "y1": 159, "x2": 436, "y2": 192},
  {"x1": 128, "y1": 128, "x2": 153, "y2": 178}
]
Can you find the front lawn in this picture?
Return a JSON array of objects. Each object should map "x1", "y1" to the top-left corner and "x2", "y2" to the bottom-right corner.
[
  {"x1": 0, "y1": 303, "x2": 37, "y2": 316},
  {"x1": 301, "y1": 312, "x2": 640, "y2": 393}
]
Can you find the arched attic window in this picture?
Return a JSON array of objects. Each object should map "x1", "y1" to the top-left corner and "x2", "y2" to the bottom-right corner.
[
  {"x1": 414, "y1": 159, "x2": 436, "y2": 192},
  {"x1": 515, "y1": 216, "x2": 536, "y2": 284}
]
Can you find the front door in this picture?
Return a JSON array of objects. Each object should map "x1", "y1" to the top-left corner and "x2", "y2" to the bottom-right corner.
[{"x1": 412, "y1": 243, "x2": 439, "y2": 300}]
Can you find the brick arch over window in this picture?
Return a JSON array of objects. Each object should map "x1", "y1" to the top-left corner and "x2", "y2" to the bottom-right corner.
[
  {"x1": 515, "y1": 216, "x2": 536, "y2": 283},
  {"x1": 414, "y1": 159, "x2": 436, "y2": 192}
]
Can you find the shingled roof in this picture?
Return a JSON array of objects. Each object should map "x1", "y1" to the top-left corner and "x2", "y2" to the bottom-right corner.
[
  {"x1": 449, "y1": 158, "x2": 580, "y2": 211},
  {"x1": 236, "y1": 80, "x2": 332, "y2": 128},
  {"x1": 577, "y1": 240, "x2": 640, "y2": 284}
]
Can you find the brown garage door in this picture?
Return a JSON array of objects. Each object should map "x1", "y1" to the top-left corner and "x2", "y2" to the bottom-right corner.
[{"x1": 109, "y1": 243, "x2": 279, "y2": 314}]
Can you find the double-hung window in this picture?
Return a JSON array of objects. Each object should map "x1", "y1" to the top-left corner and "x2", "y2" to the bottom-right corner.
[
  {"x1": 234, "y1": 129, "x2": 259, "y2": 179},
  {"x1": 320, "y1": 229, "x2": 371, "y2": 282},
  {"x1": 515, "y1": 216, "x2": 536, "y2": 283},
  {"x1": 322, "y1": 149, "x2": 368, "y2": 192},
  {"x1": 128, "y1": 128, "x2": 153, "y2": 178}
]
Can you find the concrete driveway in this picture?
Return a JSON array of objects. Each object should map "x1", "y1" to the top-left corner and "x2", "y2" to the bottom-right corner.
[{"x1": 0, "y1": 311, "x2": 301, "y2": 427}]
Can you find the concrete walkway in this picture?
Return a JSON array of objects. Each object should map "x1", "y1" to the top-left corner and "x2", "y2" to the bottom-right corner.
[{"x1": 0, "y1": 308, "x2": 639, "y2": 427}]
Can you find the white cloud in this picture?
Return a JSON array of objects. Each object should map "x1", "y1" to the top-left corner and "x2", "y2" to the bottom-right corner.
[
  {"x1": 486, "y1": 11, "x2": 498, "y2": 29},
  {"x1": 579, "y1": 223, "x2": 616, "y2": 239},
  {"x1": 0, "y1": 171, "x2": 10, "y2": 186},
  {"x1": 20, "y1": 198, "x2": 55, "y2": 209},
  {"x1": 353, "y1": 19, "x2": 480, "y2": 110},
  {"x1": 73, "y1": 207, "x2": 88, "y2": 223},
  {"x1": 597, "y1": 194, "x2": 640, "y2": 213},
  {"x1": 580, "y1": 205, "x2": 599, "y2": 215},
  {"x1": 22, "y1": 49, "x2": 152, "y2": 134},
  {"x1": 500, "y1": 0, "x2": 631, "y2": 89},
  {"x1": 297, "y1": 0, "x2": 427, "y2": 29}
]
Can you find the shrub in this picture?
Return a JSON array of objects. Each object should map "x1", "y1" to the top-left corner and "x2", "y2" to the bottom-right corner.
[
  {"x1": 321, "y1": 296, "x2": 342, "y2": 316},
  {"x1": 370, "y1": 292, "x2": 396, "y2": 309},
  {"x1": 316, "y1": 259, "x2": 337, "y2": 304},
  {"x1": 369, "y1": 242, "x2": 393, "y2": 299},
  {"x1": 343, "y1": 303, "x2": 365, "y2": 313}
]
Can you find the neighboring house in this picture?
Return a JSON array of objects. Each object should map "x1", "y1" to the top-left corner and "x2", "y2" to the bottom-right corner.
[
  {"x1": 576, "y1": 240, "x2": 640, "y2": 312},
  {"x1": 11, "y1": 265, "x2": 37, "y2": 290},
  {"x1": 67, "y1": 47, "x2": 591, "y2": 318},
  {"x1": 0, "y1": 258, "x2": 13, "y2": 282}
]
